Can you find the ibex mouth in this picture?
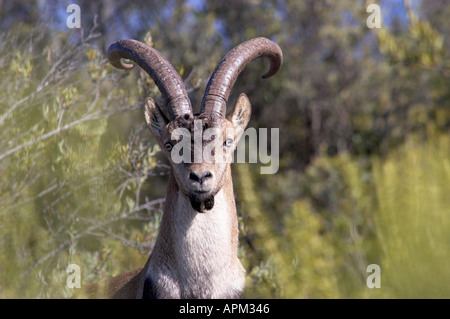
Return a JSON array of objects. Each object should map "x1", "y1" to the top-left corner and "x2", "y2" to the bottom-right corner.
[{"x1": 189, "y1": 192, "x2": 215, "y2": 213}]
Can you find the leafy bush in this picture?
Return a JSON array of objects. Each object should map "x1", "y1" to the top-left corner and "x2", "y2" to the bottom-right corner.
[
  {"x1": 373, "y1": 131, "x2": 450, "y2": 298},
  {"x1": 0, "y1": 23, "x2": 164, "y2": 298},
  {"x1": 239, "y1": 131, "x2": 449, "y2": 298}
]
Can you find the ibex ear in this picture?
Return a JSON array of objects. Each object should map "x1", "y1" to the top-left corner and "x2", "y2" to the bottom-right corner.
[
  {"x1": 226, "y1": 93, "x2": 251, "y2": 141},
  {"x1": 144, "y1": 97, "x2": 169, "y2": 138}
]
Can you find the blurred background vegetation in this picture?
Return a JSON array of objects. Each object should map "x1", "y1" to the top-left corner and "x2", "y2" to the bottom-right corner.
[{"x1": 0, "y1": 0, "x2": 449, "y2": 298}]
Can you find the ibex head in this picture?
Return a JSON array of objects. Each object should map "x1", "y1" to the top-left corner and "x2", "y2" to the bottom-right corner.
[{"x1": 108, "y1": 38, "x2": 282, "y2": 213}]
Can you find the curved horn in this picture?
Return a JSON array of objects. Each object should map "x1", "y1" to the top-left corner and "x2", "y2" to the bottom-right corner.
[
  {"x1": 107, "y1": 39, "x2": 192, "y2": 120},
  {"x1": 200, "y1": 37, "x2": 283, "y2": 117}
]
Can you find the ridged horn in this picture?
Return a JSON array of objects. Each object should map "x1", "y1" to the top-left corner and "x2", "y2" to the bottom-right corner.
[
  {"x1": 200, "y1": 37, "x2": 283, "y2": 117},
  {"x1": 107, "y1": 39, "x2": 192, "y2": 120}
]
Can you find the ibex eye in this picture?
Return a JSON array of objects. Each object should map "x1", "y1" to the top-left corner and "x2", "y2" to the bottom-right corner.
[
  {"x1": 164, "y1": 142, "x2": 173, "y2": 152},
  {"x1": 223, "y1": 138, "x2": 233, "y2": 148}
]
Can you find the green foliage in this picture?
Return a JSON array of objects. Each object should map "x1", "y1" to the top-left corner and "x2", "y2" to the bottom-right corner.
[
  {"x1": 276, "y1": 200, "x2": 340, "y2": 298},
  {"x1": 373, "y1": 131, "x2": 450, "y2": 298},
  {"x1": 239, "y1": 153, "x2": 375, "y2": 298},
  {"x1": 239, "y1": 131, "x2": 449, "y2": 298},
  {"x1": 240, "y1": 131, "x2": 450, "y2": 298},
  {"x1": 0, "y1": 24, "x2": 162, "y2": 298},
  {"x1": 378, "y1": 15, "x2": 445, "y2": 68}
]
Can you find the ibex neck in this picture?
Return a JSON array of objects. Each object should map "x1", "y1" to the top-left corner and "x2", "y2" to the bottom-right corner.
[{"x1": 143, "y1": 166, "x2": 244, "y2": 298}]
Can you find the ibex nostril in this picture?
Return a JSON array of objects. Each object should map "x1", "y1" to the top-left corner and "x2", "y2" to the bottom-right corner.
[
  {"x1": 189, "y1": 172, "x2": 201, "y2": 183},
  {"x1": 203, "y1": 171, "x2": 213, "y2": 180}
]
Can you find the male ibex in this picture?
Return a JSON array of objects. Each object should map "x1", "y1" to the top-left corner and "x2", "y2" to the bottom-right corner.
[{"x1": 92, "y1": 37, "x2": 282, "y2": 298}]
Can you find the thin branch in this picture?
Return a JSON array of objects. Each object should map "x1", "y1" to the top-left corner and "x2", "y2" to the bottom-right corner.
[
  {"x1": 0, "y1": 104, "x2": 141, "y2": 162},
  {"x1": 22, "y1": 197, "x2": 165, "y2": 276},
  {"x1": 0, "y1": 94, "x2": 31, "y2": 126},
  {"x1": 0, "y1": 17, "x2": 101, "y2": 127},
  {"x1": 0, "y1": 113, "x2": 99, "y2": 161},
  {"x1": 94, "y1": 227, "x2": 153, "y2": 251}
]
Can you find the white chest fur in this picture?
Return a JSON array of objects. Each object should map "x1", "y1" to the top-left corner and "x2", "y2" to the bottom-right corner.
[{"x1": 146, "y1": 189, "x2": 245, "y2": 298}]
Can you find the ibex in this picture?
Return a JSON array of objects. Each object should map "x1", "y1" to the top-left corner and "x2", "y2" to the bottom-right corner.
[{"x1": 87, "y1": 37, "x2": 282, "y2": 299}]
